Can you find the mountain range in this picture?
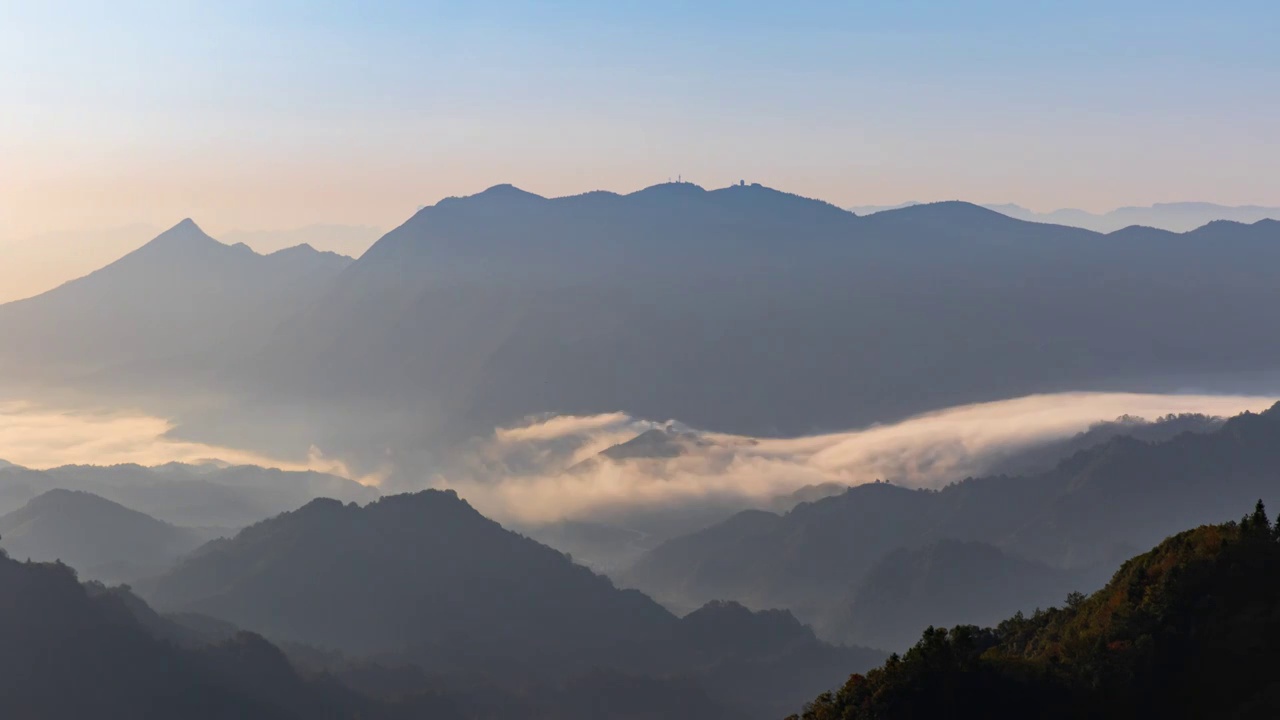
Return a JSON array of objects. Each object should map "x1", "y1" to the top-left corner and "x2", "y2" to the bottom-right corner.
[
  {"x1": 6, "y1": 403, "x2": 1280, "y2": 716},
  {"x1": 0, "y1": 462, "x2": 379, "y2": 528},
  {"x1": 0, "y1": 218, "x2": 351, "y2": 388},
  {"x1": 622, "y1": 403, "x2": 1280, "y2": 647},
  {"x1": 4, "y1": 184, "x2": 1280, "y2": 480},
  {"x1": 137, "y1": 489, "x2": 883, "y2": 719},
  {"x1": 4, "y1": 550, "x2": 709, "y2": 720},
  {"x1": 239, "y1": 183, "x2": 1280, "y2": 477},
  {"x1": 851, "y1": 200, "x2": 1280, "y2": 233}
]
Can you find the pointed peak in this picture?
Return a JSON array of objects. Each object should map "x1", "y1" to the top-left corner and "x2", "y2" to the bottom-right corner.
[{"x1": 144, "y1": 217, "x2": 218, "y2": 248}]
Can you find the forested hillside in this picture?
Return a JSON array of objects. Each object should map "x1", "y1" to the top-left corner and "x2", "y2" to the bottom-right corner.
[{"x1": 789, "y1": 503, "x2": 1280, "y2": 719}]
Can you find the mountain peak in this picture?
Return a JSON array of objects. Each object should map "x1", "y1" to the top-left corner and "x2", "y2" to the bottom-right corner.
[
  {"x1": 266, "y1": 243, "x2": 353, "y2": 262},
  {"x1": 481, "y1": 182, "x2": 536, "y2": 194},
  {"x1": 474, "y1": 183, "x2": 545, "y2": 202},
  {"x1": 428, "y1": 184, "x2": 547, "y2": 213},
  {"x1": 629, "y1": 181, "x2": 708, "y2": 197},
  {"x1": 14, "y1": 488, "x2": 166, "y2": 523},
  {"x1": 894, "y1": 200, "x2": 1012, "y2": 220},
  {"x1": 131, "y1": 217, "x2": 224, "y2": 256}
]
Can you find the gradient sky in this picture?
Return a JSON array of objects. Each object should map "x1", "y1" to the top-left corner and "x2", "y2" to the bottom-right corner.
[{"x1": 3, "y1": 0, "x2": 1279, "y2": 245}]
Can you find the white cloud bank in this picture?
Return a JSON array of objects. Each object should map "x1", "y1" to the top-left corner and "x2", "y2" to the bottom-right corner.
[
  {"x1": 436, "y1": 392, "x2": 1278, "y2": 525},
  {"x1": 2, "y1": 392, "x2": 1276, "y2": 525},
  {"x1": 0, "y1": 399, "x2": 386, "y2": 485}
]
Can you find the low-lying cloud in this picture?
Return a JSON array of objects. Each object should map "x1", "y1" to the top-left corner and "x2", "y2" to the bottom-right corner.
[
  {"x1": 436, "y1": 392, "x2": 1278, "y2": 525},
  {"x1": 0, "y1": 399, "x2": 385, "y2": 485},
  {"x1": 3, "y1": 392, "x2": 1276, "y2": 526}
]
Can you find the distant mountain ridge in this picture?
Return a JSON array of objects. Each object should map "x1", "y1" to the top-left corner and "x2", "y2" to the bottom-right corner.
[
  {"x1": 851, "y1": 200, "x2": 1280, "y2": 233},
  {"x1": 220, "y1": 224, "x2": 381, "y2": 257},
  {"x1": 0, "y1": 218, "x2": 352, "y2": 385},
  {"x1": 0, "y1": 489, "x2": 212, "y2": 584},
  {"x1": 0, "y1": 462, "x2": 380, "y2": 528},
  {"x1": 832, "y1": 540, "x2": 1083, "y2": 651},
  {"x1": 8, "y1": 183, "x2": 1280, "y2": 482},
  {"x1": 233, "y1": 182, "x2": 1280, "y2": 477},
  {"x1": 623, "y1": 403, "x2": 1280, "y2": 641}
]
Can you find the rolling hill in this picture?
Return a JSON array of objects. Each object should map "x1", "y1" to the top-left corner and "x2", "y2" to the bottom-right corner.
[
  {"x1": 0, "y1": 489, "x2": 213, "y2": 584},
  {"x1": 140, "y1": 490, "x2": 883, "y2": 718}
]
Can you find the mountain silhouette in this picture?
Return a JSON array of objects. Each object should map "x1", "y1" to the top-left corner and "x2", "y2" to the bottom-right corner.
[
  {"x1": 0, "y1": 218, "x2": 351, "y2": 386},
  {"x1": 142, "y1": 490, "x2": 674, "y2": 670},
  {"x1": 984, "y1": 412, "x2": 1224, "y2": 476},
  {"x1": 624, "y1": 403, "x2": 1280, "y2": 636},
  {"x1": 853, "y1": 200, "x2": 1280, "y2": 232},
  {"x1": 0, "y1": 462, "x2": 380, "y2": 528},
  {"x1": 226, "y1": 183, "x2": 1280, "y2": 477},
  {"x1": 0, "y1": 544, "x2": 798, "y2": 719},
  {"x1": 7, "y1": 184, "x2": 1280, "y2": 486},
  {"x1": 830, "y1": 540, "x2": 1083, "y2": 651},
  {"x1": 0, "y1": 489, "x2": 214, "y2": 584},
  {"x1": 6, "y1": 185, "x2": 1280, "y2": 477},
  {"x1": 0, "y1": 549, "x2": 388, "y2": 719},
  {"x1": 139, "y1": 490, "x2": 883, "y2": 718},
  {"x1": 989, "y1": 200, "x2": 1280, "y2": 232}
]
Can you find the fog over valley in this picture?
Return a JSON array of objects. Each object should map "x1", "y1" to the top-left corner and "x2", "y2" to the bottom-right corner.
[
  {"x1": 3, "y1": 391, "x2": 1273, "y2": 528},
  {"x1": 7, "y1": 4, "x2": 1280, "y2": 717}
]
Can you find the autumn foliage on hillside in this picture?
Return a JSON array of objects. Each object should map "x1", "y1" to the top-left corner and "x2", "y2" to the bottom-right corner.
[{"x1": 789, "y1": 501, "x2": 1280, "y2": 719}]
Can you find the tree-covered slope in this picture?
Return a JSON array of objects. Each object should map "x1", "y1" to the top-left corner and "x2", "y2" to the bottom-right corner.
[{"x1": 788, "y1": 502, "x2": 1280, "y2": 719}]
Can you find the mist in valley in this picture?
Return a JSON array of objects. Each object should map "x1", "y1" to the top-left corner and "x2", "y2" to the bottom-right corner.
[{"x1": 6, "y1": 3, "x2": 1280, "y2": 718}]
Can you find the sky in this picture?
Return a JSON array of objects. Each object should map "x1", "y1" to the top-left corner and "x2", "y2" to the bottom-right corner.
[{"x1": 3, "y1": 1, "x2": 1279, "y2": 247}]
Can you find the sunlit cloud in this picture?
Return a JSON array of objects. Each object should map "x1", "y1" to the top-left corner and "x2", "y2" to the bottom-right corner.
[
  {"x1": 3, "y1": 392, "x2": 1276, "y2": 521},
  {"x1": 436, "y1": 392, "x2": 1278, "y2": 525},
  {"x1": 0, "y1": 400, "x2": 384, "y2": 486}
]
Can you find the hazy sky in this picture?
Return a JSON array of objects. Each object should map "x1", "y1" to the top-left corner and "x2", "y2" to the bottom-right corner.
[{"x1": 3, "y1": 1, "x2": 1278, "y2": 243}]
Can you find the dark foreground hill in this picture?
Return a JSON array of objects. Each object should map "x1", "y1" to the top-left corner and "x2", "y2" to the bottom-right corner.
[
  {"x1": 0, "y1": 538, "x2": 871, "y2": 719},
  {"x1": 788, "y1": 503, "x2": 1280, "y2": 719},
  {"x1": 141, "y1": 490, "x2": 883, "y2": 719},
  {"x1": 0, "y1": 550, "x2": 382, "y2": 719},
  {"x1": 1, "y1": 550, "x2": 738, "y2": 720}
]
